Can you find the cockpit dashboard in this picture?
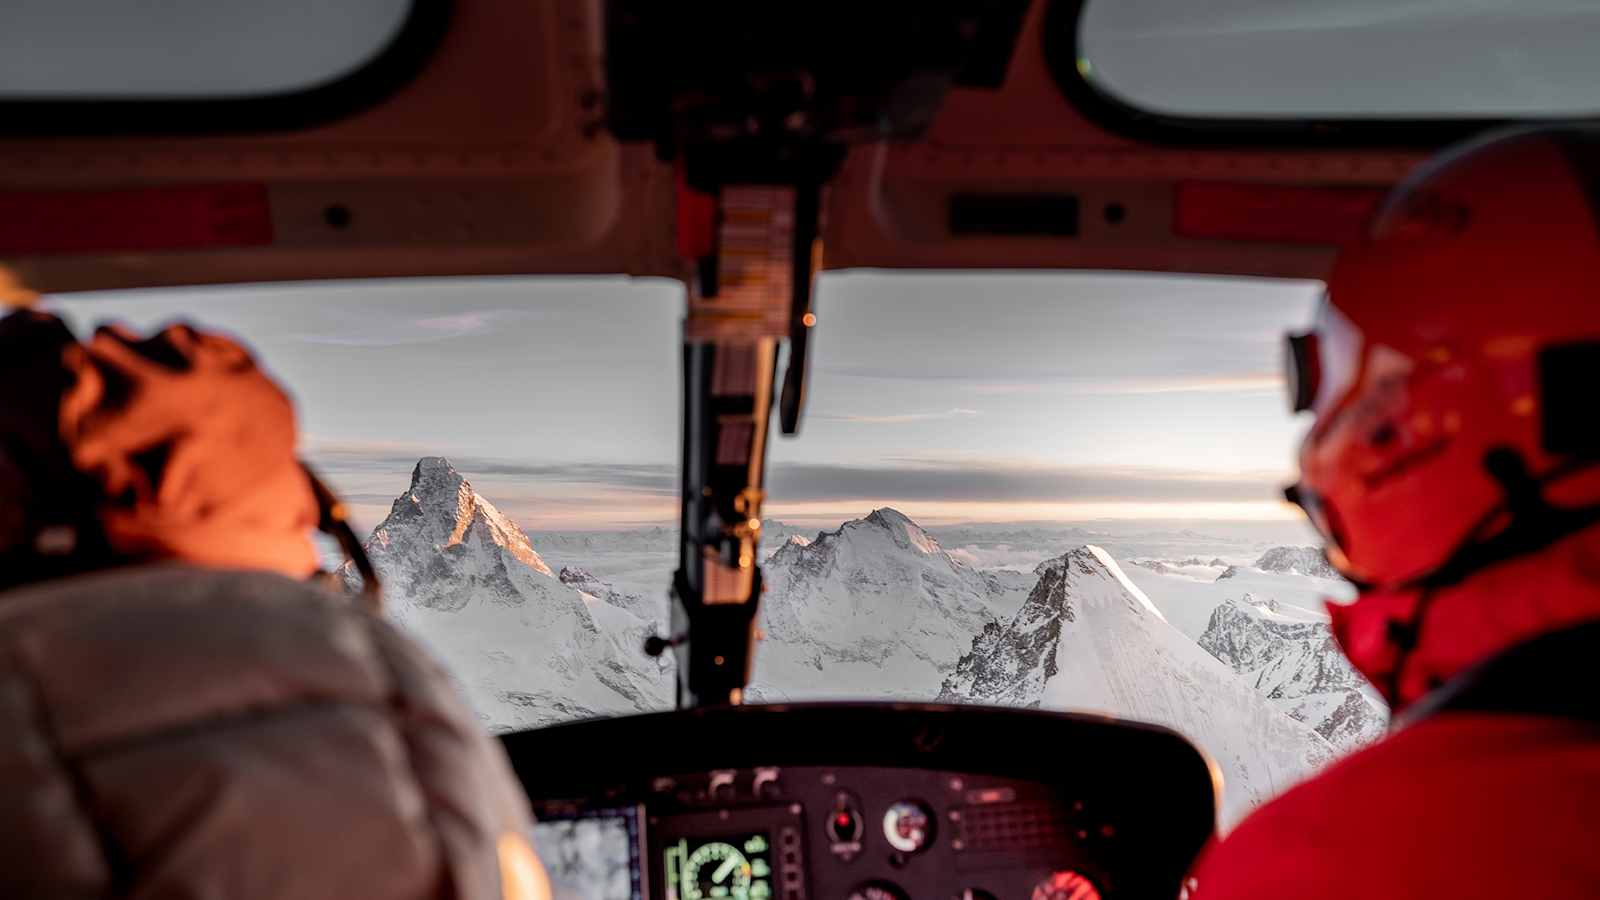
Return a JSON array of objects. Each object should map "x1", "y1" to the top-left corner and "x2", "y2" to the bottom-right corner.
[{"x1": 501, "y1": 704, "x2": 1216, "y2": 900}]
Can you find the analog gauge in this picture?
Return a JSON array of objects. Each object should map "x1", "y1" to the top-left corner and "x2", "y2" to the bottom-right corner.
[
  {"x1": 682, "y1": 842, "x2": 751, "y2": 900},
  {"x1": 882, "y1": 800, "x2": 934, "y2": 853},
  {"x1": 849, "y1": 881, "x2": 909, "y2": 900},
  {"x1": 1031, "y1": 870, "x2": 1103, "y2": 900}
]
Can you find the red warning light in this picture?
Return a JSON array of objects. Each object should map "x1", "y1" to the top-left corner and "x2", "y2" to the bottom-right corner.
[{"x1": 828, "y1": 809, "x2": 861, "y2": 843}]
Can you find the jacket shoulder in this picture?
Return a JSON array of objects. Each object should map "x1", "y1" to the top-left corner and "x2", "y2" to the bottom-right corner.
[
  {"x1": 1189, "y1": 714, "x2": 1600, "y2": 899},
  {"x1": 0, "y1": 566, "x2": 531, "y2": 900}
]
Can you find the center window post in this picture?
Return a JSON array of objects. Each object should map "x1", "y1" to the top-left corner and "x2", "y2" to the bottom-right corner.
[{"x1": 673, "y1": 183, "x2": 815, "y2": 708}]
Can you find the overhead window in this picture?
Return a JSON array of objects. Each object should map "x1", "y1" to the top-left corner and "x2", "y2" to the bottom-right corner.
[
  {"x1": 0, "y1": 0, "x2": 417, "y2": 100},
  {"x1": 1059, "y1": 0, "x2": 1600, "y2": 137}
]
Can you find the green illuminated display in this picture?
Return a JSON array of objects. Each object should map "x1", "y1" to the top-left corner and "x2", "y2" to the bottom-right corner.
[{"x1": 664, "y1": 834, "x2": 774, "y2": 900}]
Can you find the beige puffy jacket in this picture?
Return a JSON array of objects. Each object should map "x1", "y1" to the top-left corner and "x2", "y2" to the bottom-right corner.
[{"x1": 0, "y1": 565, "x2": 540, "y2": 899}]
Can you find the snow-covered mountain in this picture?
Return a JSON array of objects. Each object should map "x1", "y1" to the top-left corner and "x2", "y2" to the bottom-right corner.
[
  {"x1": 1122, "y1": 558, "x2": 1343, "y2": 641},
  {"x1": 748, "y1": 508, "x2": 1032, "y2": 701},
  {"x1": 351, "y1": 466, "x2": 1356, "y2": 824},
  {"x1": 1220, "y1": 546, "x2": 1341, "y2": 581},
  {"x1": 558, "y1": 566, "x2": 665, "y2": 628},
  {"x1": 939, "y1": 547, "x2": 1337, "y2": 825},
  {"x1": 1199, "y1": 595, "x2": 1386, "y2": 750},
  {"x1": 1128, "y1": 557, "x2": 1231, "y2": 578},
  {"x1": 355, "y1": 457, "x2": 672, "y2": 731}
]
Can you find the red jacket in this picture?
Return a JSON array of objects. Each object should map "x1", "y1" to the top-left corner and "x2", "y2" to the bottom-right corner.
[{"x1": 1186, "y1": 710, "x2": 1600, "y2": 898}]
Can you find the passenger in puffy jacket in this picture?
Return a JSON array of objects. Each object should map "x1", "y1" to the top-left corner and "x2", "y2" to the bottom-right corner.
[{"x1": 0, "y1": 309, "x2": 549, "y2": 900}]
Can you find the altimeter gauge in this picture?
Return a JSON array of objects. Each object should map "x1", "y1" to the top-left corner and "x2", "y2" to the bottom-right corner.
[{"x1": 682, "y1": 841, "x2": 753, "y2": 900}]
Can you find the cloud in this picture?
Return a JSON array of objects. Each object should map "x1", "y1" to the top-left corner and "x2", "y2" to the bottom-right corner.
[
  {"x1": 451, "y1": 460, "x2": 678, "y2": 494},
  {"x1": 290, "y1": 309, "x2": 545, "y2": 347},
  {"x1": 304, "y1": 446, "x2": 1288, "y2": 509},
  {"x1": 815, "y1": 365, "x2": 1283, "y2": 397},
  {"x1": 302, "y1": 442, "x2": 679, "y2": 495},
  {"x1": 301, "y1": 437, "x2": 437, "y2": 457},
  {"x1": 813, "y1": 408, "x2": 981, "y2": 425},
  {"x1": 766, "y1": 461, "x2": 1286, "y2": 504},
  {"x1": 968, "y1": 374, "x2": 1284, "y2": 397}
]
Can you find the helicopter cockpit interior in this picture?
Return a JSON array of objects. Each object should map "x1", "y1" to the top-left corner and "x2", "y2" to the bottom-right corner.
[{"x1": 3, "y1": 2, "x2": 1593, "y2": 898}]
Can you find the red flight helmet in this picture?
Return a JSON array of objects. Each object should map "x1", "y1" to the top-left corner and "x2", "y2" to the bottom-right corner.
[{"x1": 1286, "y1": 126, "x2": 1600, "y2": 592}]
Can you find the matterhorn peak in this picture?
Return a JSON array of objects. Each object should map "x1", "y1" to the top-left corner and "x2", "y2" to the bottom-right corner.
[
  {"x1": 353, "y1": 460, "x2": 674, "y2": 730},
  {"x1": 376, "y1": 456, "x2": 553, "y2": 578},
  {"x1": 403, "y1": 456, "x2": 471, "y2": 507},
  {"x1": 413, "y1": 454, "x2": 461, "y2": 481}
]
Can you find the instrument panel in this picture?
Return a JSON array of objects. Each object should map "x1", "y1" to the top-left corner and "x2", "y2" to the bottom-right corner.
[{"x1": 502, "y1": 704, "x2": 1217, "y2": 900}]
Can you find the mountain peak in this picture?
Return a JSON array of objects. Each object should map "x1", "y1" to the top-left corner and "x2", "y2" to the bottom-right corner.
[
  {"x1": 1034, "y1": 546, "x2": 1170, "y2": 623},
  {"x1": 1034, "y1": 544, "x2": 1101, "y2": 576},
  {"x1": 409, "y1": 455, "x2": 465, "y2": 494},
  {"x1": 858, "y1": 507, "x2": 941, "y2": 555},
  {"x1": 375, "y1": 456, "x2": 553, "y2": 579},
  {"x1": 866, "y1": 506, "x2": 912, "y2": 526},
  {"x1": 1252, "y1": 546, "x2": 1341, "y2": 580},
  {"x1": 414, "y1": 454, "x2": 459, "y2": 477}
]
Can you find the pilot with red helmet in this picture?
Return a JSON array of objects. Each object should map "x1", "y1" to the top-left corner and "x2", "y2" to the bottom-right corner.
[{"x1": 1188, "y1": 127, "x2": 1600, "y2": 897}]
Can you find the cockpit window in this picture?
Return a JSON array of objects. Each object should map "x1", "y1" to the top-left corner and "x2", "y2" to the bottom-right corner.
[
  {"x1": 1072, "y1": 0, "x2": 1600, "y2": 119},
  {"x1": 46, "y1": 271, "x2": 1377, "y2": 825}
]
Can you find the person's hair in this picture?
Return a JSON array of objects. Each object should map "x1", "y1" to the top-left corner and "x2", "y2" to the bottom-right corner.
[
  {"x1": 0, "y1": 309, "x2": 118, "y2": 591},
  {"x1": 3, "y1": 308, "x2": 334, "y2": 591}
]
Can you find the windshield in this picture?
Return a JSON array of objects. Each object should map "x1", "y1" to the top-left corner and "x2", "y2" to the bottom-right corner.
[{"x1": 47, "y1": 271, "x2": 1375, "y2": 827}]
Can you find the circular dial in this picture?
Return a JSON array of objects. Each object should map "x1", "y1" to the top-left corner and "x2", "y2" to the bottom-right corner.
[
  {"x1": 1031, "y1": 871, "x2": 1103, "y2": 900},
  {"x1": 882, "y1": 800, "x2": 934, "y2": 854},
  {"x1": 682, "y1": 842, "x2": 751, "y2": 900},
  {"x1": 848, "y1": 882, "x2": 908, "y2": 900}
]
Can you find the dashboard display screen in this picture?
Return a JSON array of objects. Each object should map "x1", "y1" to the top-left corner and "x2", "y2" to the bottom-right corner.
[
  {"x1": 664, "y1": 833, "x2": 775, "y2": 900},
  {"x1": 532, "y1": 808, "x2": 644, "y2": 900}
]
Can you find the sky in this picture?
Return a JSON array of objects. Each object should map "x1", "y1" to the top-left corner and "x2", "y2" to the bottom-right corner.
[
  {"x1": 1082, "y1": 0, "x2": 1600, "y2": 117},
  {"x1": 2, "y1": 0, "x2": 412, "y2": 98},
  {"x1": 47, "y1": 271, "x2": 1323, "y2": 534}
]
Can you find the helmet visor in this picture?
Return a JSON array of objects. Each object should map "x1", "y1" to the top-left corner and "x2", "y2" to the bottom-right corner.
[{"x1": 1284, "y1": 294, "x2": 1364, "y2": 416}]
